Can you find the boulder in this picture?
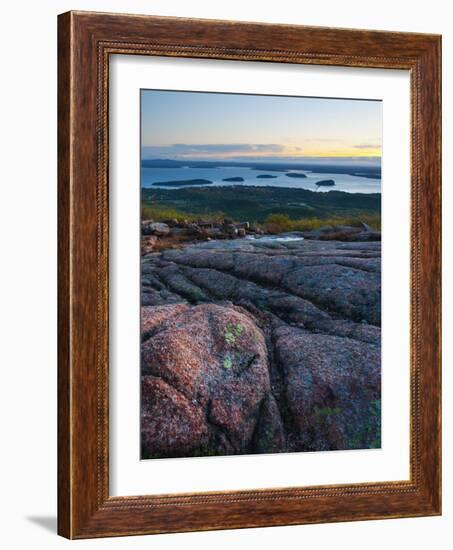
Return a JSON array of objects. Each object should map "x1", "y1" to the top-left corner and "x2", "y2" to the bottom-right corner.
[
  {"x1": 204, "y1": 227, "x2": 223, "y2": 238},
  {"x1": 186, "y1": 223, "x2": 203, "y2": 236},
  {"x1": 142, "y1": 304, "x2": 188, "y2": 336},
  {"x1": 141, "y1": 376, "x2": 209, "y2": 457},
  {"x1": 141, "y1": 303, "x2": 284, "y2": 457},
  {"x1": 354, "y1": 231, "x2": 381, "y2": 242},
  {"x1": 274, "y1": 324, "x2": 381, "y2": 451},
  {"x1": 162, "y1": 218, "x2": 179, "y2": 227},
  {"x1": 141, "y1": 235, "x2": 158, "y2": 255},
  {"x1": 142, "y1": 221, "x2": 170, "y2": 236},
  {"x1": 225, "y1": 225, "x2": 238, "y2": 237},
  {"x1": 170, "y1": 227, "x2": 189, "y2": 237},
  {"x1": 236, "y1": 221, "x2": 250, "y2": 230}
]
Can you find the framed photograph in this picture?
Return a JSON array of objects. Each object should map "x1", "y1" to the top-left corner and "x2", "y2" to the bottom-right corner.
[{"x1": 58, "y1": 11, "x2": 441, "y2": 539}]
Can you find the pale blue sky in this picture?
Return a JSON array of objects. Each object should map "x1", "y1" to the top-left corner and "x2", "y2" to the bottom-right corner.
[{"x1": 141, "y1": 89, "x2": 382, "y2": 161}]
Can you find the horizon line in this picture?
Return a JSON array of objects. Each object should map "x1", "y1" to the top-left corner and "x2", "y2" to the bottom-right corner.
[{"x1": 141, "y1": 156, "x2": 382, "y2": 163}]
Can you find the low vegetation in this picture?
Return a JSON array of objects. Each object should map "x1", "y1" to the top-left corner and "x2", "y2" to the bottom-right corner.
[
  {"x1": 264, "y1": 213, "x2": 381, "y2": 233},
  {"x1": 141, "y1": 204, "x2": 225, "y2": 223}
]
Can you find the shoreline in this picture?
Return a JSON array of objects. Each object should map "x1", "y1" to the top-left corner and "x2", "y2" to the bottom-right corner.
[
  {"x1": 143, "y1": 182, "x2": 381, "y2": 196},
  {"x1": 145, "y1": 180, "x2": 382, "y2": 194}
]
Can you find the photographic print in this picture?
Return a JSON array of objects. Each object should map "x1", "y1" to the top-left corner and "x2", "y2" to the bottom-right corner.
[
  {"x1": 140, "y1": 89, "x2": 382, "y2": 460},
  {"x1": 58, "y1": 13, "x2": 442, "y2": 537}
]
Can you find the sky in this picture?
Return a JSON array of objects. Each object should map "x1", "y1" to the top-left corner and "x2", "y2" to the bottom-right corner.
[{"x1": 141, "y1": 89, "x2": 382, "y2": 163}]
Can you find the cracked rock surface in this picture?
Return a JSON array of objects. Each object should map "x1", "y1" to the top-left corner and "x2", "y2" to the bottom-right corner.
[{"x1": 141, "y1": 237, "x2": 381, "y2": 458}]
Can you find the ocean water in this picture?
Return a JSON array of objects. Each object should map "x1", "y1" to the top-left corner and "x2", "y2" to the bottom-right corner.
[{"x1": 141, "y1": 165, "x2": 381, "y2": 194}]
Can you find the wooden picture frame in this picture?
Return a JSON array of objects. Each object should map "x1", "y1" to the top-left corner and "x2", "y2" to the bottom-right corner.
[{"x1": 58, "y1": 10, "x2": 441, "y2": 539}]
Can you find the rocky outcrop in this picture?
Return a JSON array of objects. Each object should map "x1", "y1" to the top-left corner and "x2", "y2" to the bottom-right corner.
[{"x1": 141, "y1": 236, "x2": 381, "y2": 458}]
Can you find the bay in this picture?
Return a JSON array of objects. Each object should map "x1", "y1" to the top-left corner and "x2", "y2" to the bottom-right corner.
[{"x1": 141, "y1": 165, "x2": 381, "y2": 194}]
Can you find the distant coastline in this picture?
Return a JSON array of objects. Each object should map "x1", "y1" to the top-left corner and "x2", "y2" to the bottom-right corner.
[{"x1": 141, "y1": 158, "x2": 381, "y2": 180}]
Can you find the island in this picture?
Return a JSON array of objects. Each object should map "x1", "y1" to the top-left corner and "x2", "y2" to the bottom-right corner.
[
  {"x1": 286, "y1": 172, "x2": 307, "y2": 178},
  {"x1": 256, "y1": 174, "x2": 278, "y2": 179},
  {"x1": 315, "y1": 179, "x2": 336, "y2": 187},
  {"x1": 152, "y1": 178, "x2": 213, "y2": 187},
  {"x1": 222, "y1": 177, "x2": 245, "y2": 182}
]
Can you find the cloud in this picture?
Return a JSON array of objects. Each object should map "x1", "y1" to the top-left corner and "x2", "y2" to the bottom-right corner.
[
  {"x1": 142, "y1": 143, "x2": 288, "y2": 159},
  {"x1": 353, "y1": 143, "x2": 381, "y2": 150},
  {"x1": 141, "y1": 143, "x2": 382, "y2": 161}
]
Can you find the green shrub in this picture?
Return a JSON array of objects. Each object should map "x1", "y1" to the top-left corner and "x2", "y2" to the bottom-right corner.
[
  {"x1": 141, "y1": 204, "x2": 225, "y2": 223},
  {"x1": 264, "y1": 214, "x2": 293, "y2": 234},
  {"x1": 263, "y1": 213, "x2": 381, "y2": 233}
]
